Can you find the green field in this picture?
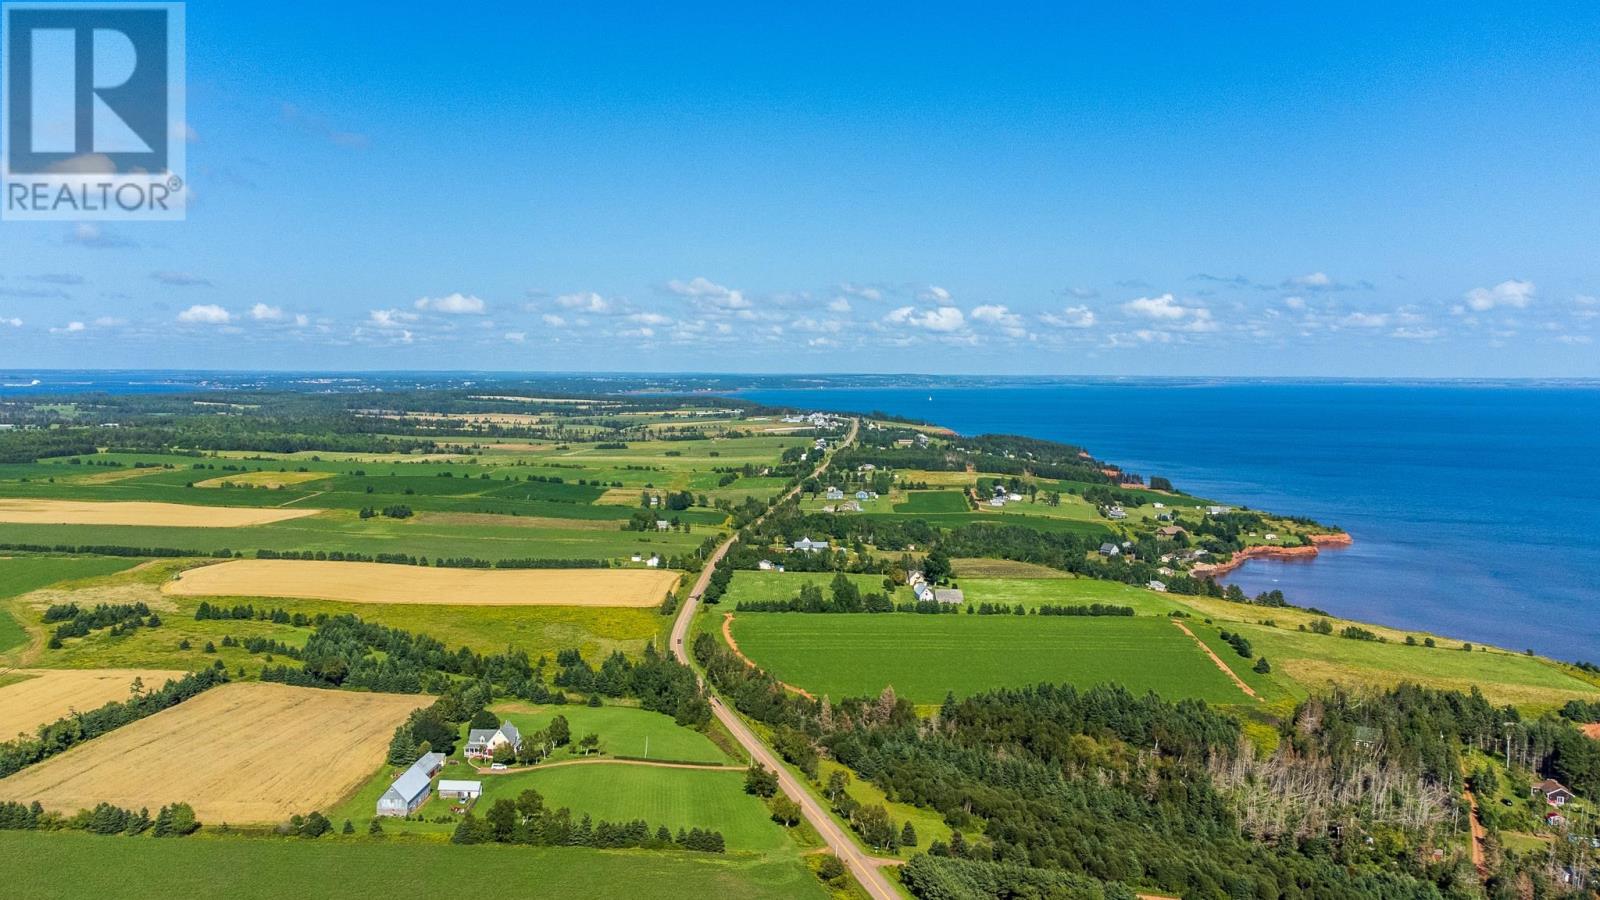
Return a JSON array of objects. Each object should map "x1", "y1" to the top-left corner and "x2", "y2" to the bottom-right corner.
[
  {"x1": 474, "y1": 765, "x2": 787, "y2": 852},
  {"x1": 891, "y1": 490, "x2": 969, "y2": 514},
  {"x1": 720, "y1": 570, "x2": 909, "y2": 606},
  {"x1": 0, "y1": 513, "x2": 705, "y2": 565},
  {"x1": 958, "y1": 577, "x2": 1184, "y2": 615},
  {"x1": 0, "y1": 557, "x2": 146, "y2": 654},
  {"x1": 727, "y1": 612, "x2": 1249, "y2": 705},
  {"x1": 0, "y1": 831, "x2": 826, "y2": 900},
  {"x1": 9, "y1": 560, "x2": 668, "y2": 673},
  {"x1": 488, "y1": 702, "x2": 732, "y2": 765}
]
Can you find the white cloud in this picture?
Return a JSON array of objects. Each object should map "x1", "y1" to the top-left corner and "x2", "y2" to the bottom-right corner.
[
  {"x1": 1283, "y1": 296, "x2": 1307, "y2": 310},
  {"x1": 1391, "y1": 327, "x2": 1440, "y2": 341},
  {"x1": 1291, "y1": 272, "x2": 1333, "y2": 289},
  {"x1": 51, "y1": 321, "x2": 86, "y2": 334},
  {"x1": 1040, "y1": 306, "x2": 1097, "y2": 329},
  {"x1": 294, "y1": 314, "x2": 310, "y2": 328},
  {"x1": 885, "y1": 305, "x2": 966, "y2": 332},
  {"x1": 555, "y1": 292, "x2": 612, "y2": 314},
  {"x1": 920, "y1": 285, "x2": 952, "y2": 303},
  {"x1": 541, "y1": 314, "x2": 567, "y2": 328},
  {"x1": 667, "y1": 277, "x2": 749, "y2": 310},
  {"x1": 368, "y1": 308, "x2": 419, "y2": 329},
  {"x1": 827, "y1": 297, "x2": 851, "y2": 313},
  {"x1": 1122, "y1": 293, "x2": 1191, "y2": 320},
  {"x1": 629, "y1": 312, "x2": 672, "y2": 327},
  {"x1": 1557, "y1": 334, "x2": 1593, "y2": 345},
  {"x1": 1341, "y1": 312, "x2": 1390, "y2": 328},
  {"x1": 1, "y1": 317, "x2": 21, "y2": 327},
  {"x1": 969, "y1": 304, "x2": 1025, "y2": 337},
  {"x1": 414, "y1": 292, "x2": 486, "y2": 314},
  {"x1": 92, "y1": 316, "x2": 124, "y2": 327},
  {"x1": 250, "y1": 303, "x2": 284, "y2": 321},
  {"x1": 1463, "y1": 279, "x2": 1534, "y2": 312},
  {"x1": 503, "y1": 331, "x2": 526, "y2": 343},
  {"x1": 177, "y1": 304, "x2": 232, "y2": 324}
]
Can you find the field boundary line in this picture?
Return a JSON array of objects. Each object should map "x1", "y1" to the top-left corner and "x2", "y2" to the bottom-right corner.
[
  {"x1": 1170, "y1": 618, "x2": 1261, "y2": 702},
  {"x1": 276, "y1": 491, "x2": 325, "y2": 507},
  {"x1": 721, "y1": 612, "x2": 814, "y2": 700}
]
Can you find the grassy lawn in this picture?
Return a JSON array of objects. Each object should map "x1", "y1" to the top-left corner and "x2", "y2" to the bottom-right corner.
[
  {"x1": 958, "y1": 577, "x2": 1184, "y2": 615},
  {"x1": 721, "y1": 571, "x2": 909, "y2": 606},
  {"x1": 0, "y1": 831, "x2": 826, "y2": 900},
  {"x1": 950, "y1": 558, "x2": 1069, "y2": 578},
  {"x1": 727, "y1": 612, "x2": 1248, "y2": 705},
  {"x1": 474, "y1": 764, "x2": 789, "y2": 853},
  {"x1": 487, "y1": 702, "x2": 732, "y2": 765},
  {"x1": 892, "y1": 491, "x2": 969, "y2": 514}
]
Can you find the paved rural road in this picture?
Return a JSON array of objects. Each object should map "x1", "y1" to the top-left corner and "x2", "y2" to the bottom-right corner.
[{"x1": 667, "y1": 418, "x2": 903, "y2": 900}]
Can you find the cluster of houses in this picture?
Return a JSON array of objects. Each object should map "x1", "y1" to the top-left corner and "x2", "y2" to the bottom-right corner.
[
  {"x1": 891, "y1": 433, "x2": 932, "y2": 449},
  {"x1": 373, "y1": 721, "x2": 531, "y2": 818},
  {"x1": 821, "y1": 485, "x2": 878, "y2": 513},
  {"x1": 908, "y1": 569, "x2": 963, "y2": 605},
  {"x1": 629, "y1": 552, "x2": 662, "y2": 567}
]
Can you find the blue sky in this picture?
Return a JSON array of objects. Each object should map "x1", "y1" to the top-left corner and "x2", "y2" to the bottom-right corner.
[{"x1": 2, "y1": 1, "x2": 1598, "y2": 375}]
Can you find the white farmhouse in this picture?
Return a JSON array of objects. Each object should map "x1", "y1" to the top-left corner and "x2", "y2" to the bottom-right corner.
[{"x1": 465, "y1": 721, "x2": 523, "y2": 761}]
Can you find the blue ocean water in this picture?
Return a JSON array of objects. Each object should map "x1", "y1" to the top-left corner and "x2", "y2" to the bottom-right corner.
[{"x1": 740, "y1": 382, "x2": 1600, "y2": 660}]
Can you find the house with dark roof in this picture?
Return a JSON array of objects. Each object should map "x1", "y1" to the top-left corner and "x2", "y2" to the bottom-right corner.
[
  {"x1": 1534, "y1": 778, "x2": 1576, "y2": 807},
  {"x1": 465, "y1": 721, "x2": 523, "y2": 761}
]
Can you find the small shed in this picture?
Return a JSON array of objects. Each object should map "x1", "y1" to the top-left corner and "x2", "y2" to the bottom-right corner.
[{"x1": 438, "y1": 779, "x2": 483, "y2": 801}]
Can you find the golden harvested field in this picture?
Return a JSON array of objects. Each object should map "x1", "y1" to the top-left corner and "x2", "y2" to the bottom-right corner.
[
  {"x1": 163, "y1": 559, "x2": 681, "y2": 607},
  {"x1": 191, "y1": 471, "x2": 332, "y2": 489},
  {"x1": 0, "y1": 669, "x2": 188, "y2": 739},
  {"x1": 0, "y1": 682, "x2": 427, "y2": 822},
  {"x1": 0, "y1": 499, "x2": 322, "y2": 527}
]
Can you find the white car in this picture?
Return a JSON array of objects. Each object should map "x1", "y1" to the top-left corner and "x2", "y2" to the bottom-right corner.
[{"x1": 490, "y1": 763, "x2": 508, "y2": 771}]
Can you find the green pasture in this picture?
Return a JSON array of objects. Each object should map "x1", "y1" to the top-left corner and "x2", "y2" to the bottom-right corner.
[
  {"x1": 720, "y1": 571, "x2": 909, "y2": 606},
  {"x1": 0, "y1": 831, "x2": 826, "y2": 900},
  {"x1": 891, "y1": 490, "x2": 969, "y2": 514},
  {"x1": 957, "y1": 577, "x2": 1183, "y2": 615},
  {"x1": 486, "y1": 702, "x2": 732, "y2": 765},
  {"x1": 0, "y1": 556, "x2": 146, "y2": 654},
  {"x1": 474, "y1": 764, "x2": 787, "y2": 852},
  {"x1": 726, "y1": 612, "x2": 1249, "y2": 705}
]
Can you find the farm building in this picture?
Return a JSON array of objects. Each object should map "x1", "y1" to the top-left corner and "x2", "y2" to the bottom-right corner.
[
  {"x1": 1099, "y1": 543, "x2": 1121, "y2": 557},
  {"x1": 932, "y1": 588, "x2": 964, "y2": 604},
  {"x1": 913, "y1": 582, "x2": 935, "y2": 602},
  {"x1": 758, "y1": 559, "x2": 775, "y2": 571},
  {"x1": 825, "y1": 487, "x2": 845, "y2": 501},
  {"x1": 1146, "y1": 580, "x2": 1167, "y2": 592},
  {"x1": 438, "y1": 780, "x2": 483, "y2": 801},
  {"x1": 854, "y1": 490, "x2": 871, "y2": 500},
  {"x1": 1106, "y1": 506, "x2": 1127, "y2": 520},
  {"x1": 1157, "y1": 525, "x2": 1186, "y2": 538},
  {"x1": 1535, "y1": 778, "x2": 1576, "y2": 806},
  {"x1": 792, "y1": 536, "x2": 830, "y2": 552},
  {"x1": 466, "y1": 721, "x2": 524, "y2": 761},
  {"x1": 376, "y1": 751, "x2": 445, "y2": 817}
]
